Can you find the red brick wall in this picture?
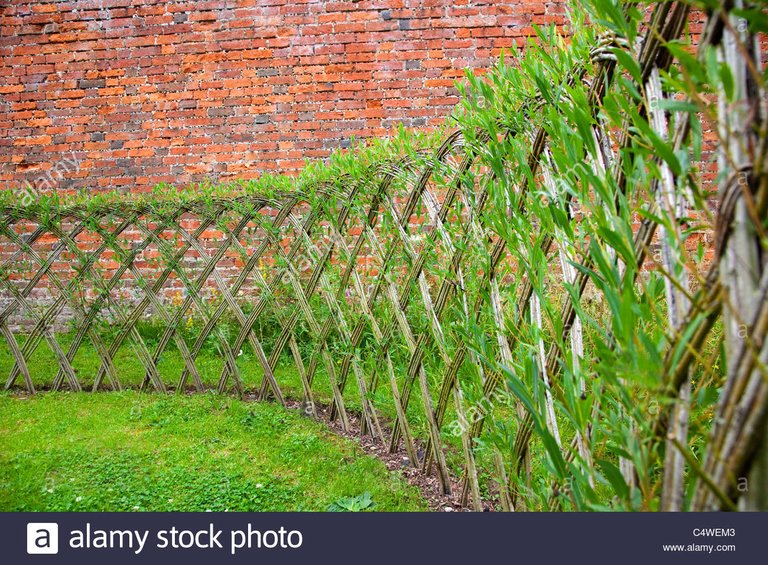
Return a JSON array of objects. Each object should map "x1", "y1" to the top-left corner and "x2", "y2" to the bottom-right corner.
[{"x1": 0, "y1": 0, "x2": 566, "y2": 194}]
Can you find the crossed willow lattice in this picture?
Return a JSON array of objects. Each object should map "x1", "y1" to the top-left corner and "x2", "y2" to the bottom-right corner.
[{"x1": 1, "y1": 1, "x2": 766, "y2": 511}]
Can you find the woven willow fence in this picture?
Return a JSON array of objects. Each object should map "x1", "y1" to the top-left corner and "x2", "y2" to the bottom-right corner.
[{"x1": 2, "y1": 1, "x2": 767, "y2": 511}]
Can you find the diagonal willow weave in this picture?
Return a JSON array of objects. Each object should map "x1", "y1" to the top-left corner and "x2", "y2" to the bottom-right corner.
[{"x1": 1, "y1": 1, "x2": 766, "y2": 512}]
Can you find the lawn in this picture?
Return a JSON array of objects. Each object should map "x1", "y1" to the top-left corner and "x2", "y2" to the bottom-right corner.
[{"x1": 0, "y1": 391, "x2": 427, "y2": 512}]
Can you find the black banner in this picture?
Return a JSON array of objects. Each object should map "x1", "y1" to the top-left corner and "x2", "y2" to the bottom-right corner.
[{"x1": 3, "y1": 512, "x2": 764, "y2": 564}]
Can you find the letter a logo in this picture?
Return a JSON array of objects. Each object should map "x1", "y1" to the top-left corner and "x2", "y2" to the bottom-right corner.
[{"x1": 27, "y1": 523, "x2": 58, "y2": 554}]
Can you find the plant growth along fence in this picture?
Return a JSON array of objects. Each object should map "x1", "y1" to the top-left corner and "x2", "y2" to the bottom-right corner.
[{"x1": 1, "y1": 0, "x2": 766, "y2": 512}]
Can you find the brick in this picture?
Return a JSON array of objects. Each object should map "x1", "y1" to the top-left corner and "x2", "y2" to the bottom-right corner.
[{"x1": 0, "y1": 0, "x2": 575, "y2": 191}]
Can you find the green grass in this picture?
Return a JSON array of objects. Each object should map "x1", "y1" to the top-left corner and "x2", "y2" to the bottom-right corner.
[
  {"x1": 0, "y1": 322, "x2": 479, "y2": 507},
  {"x1": 0, "y1": 391, "x2": 427, "y2": 512}
]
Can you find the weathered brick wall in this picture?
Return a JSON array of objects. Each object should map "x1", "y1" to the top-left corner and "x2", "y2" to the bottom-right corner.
[
  {"x1": 0, "y1": 2, "x2": 738, "y2": 336},
  {"x1": 1, "y1": 0, "x2": 566, "y2": 194}
]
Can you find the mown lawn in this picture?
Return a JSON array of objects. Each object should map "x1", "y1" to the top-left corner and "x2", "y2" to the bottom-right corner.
[{"x1": 0, "y1": 391, "x2": 427, "y2": 511}]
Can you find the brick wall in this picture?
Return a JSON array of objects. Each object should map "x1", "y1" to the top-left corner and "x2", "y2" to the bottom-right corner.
[{"x1": 0, "y1": 0, "x2": 566, "y2": 194}]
